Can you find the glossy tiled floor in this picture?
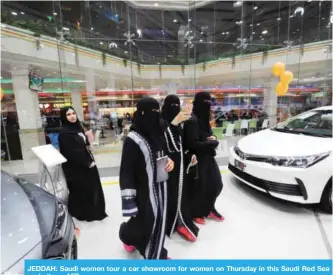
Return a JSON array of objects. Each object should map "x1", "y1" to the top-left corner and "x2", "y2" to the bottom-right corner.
[{"x1": 75, "y1": 169, "x2": 332, "y2": 260}]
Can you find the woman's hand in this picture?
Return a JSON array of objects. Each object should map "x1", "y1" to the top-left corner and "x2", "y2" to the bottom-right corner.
[
  {"x1": 165, "y1": 158, "x2": 174, "y2": 172},
  {"x1": 191, "y1": 155, "x2": 198, "y2": 165},
  {"x1": 207, "y1": 136, "x2": 217, "y2": 141}
]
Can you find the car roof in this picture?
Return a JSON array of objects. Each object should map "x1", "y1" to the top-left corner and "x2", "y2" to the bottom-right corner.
[{"x1": 313, "y1": 105, "x2": 333, "y2": 111}]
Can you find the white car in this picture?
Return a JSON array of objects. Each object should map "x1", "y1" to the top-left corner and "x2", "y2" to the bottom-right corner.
[{"x1": 229, "y1": 106, "x2": 332, "y2": 213}]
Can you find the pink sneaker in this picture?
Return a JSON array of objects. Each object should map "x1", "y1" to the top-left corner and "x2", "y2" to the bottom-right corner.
[{"x1": 123, "y1": 243, "x2": 135, "y2": 253}]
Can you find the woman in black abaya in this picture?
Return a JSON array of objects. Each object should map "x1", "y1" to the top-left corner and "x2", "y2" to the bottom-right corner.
[
  {"x1": 161, "y1": 95, "x2": 199, "y2": 242},
  {"x1": 183, "y1": 92, "x2": 224, "y2": 224},
  {"x1": 58, "y1": 107, "x2": 107, "y2": 222},
  {"x1": 119, "y1": 97, "x2": 174, "y2": 259}
]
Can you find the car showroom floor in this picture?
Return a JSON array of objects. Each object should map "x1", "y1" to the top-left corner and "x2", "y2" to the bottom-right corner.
[{"x1": 74, "y1": 168, "x2": 332, "y2": 260}]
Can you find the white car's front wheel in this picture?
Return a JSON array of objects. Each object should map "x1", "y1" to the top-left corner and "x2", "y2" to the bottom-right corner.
[{"x1": 320, "y1": 179, "x2": 332, "y2": 214}]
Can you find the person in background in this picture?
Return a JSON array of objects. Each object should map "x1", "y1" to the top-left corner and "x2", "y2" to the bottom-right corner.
[
  {"x1": 119, "y1": 97, "x2": 174, "y2": 259},
  {"x1": 82, "y1": 121, "x2": 94, "y2": 144},
  {"x1": 161, "y1": 95, "x2": 199, "y2": 242},
  {"x1": 58, "y1": 106, "x2": 107, "y2": 222},
  {"x1": 183, "y1": 92, "x2": 225, "y2": 225}
]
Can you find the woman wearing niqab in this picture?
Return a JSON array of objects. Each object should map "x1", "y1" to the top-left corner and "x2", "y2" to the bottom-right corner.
[
  {"x1": 119, "y1": 97, "x2": 174, "y2": 259},
  {"x1": 161, "y1": 95, "x2": 199, "y2": 242},
  {"x1": 183, "y1": 92, "x2": 224, "y2": 224},
  {"x1": 58, "y1": 106, "x2": 107, "y2": 222}
]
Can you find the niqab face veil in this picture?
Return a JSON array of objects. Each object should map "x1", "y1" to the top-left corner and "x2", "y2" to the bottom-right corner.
[
  {"x1": 162, "y1": 95, "x2": 181, "y2": 123},
  {"x1": 60, "y1": 106, "x2": 83, "y2": 133},
  {"x1": 192, "y1": 92, "x2": 212, "y2": 131},
  {"x1": 131, "y1": 97, "x2": 164, "y2": 151}
]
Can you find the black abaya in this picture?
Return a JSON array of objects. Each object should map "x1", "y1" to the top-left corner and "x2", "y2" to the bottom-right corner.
[
  {"x1": 119, "y1": 132, "x2": 168, "y2": 259},
  {"x1": 183, "y1": 115, "x2": 223, "y2": 218},
  {"x1": 164, "y1": 124, "x2": 199, "y2": 238},
  {"x1": 59, "y1": 130, "x2": 107, "y2": 221}
]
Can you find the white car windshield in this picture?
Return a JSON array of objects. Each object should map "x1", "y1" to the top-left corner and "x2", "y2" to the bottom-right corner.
[{"x1": 274, "y1": 109, "x2": 332, "y2": 138}]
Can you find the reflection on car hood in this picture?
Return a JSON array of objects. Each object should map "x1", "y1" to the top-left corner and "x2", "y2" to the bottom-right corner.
[
  {"x1": 238, "y1": 129, "x2": 332, "y2": 157},
  {"x1": 1, "y1": 172, "x2": 42, "y2": 273}
]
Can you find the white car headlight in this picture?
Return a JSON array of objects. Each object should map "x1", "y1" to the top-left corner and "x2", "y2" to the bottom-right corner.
[{"x1": 269, "y1": 152, "x2": 331, "y2": 168}]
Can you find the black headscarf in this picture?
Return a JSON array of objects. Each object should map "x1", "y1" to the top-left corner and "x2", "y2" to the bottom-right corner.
[
  {"x1": 162, "y1": 95, "x2": 181, "y2": 123},
  {"x1": 60, "y1": 106, "x2": 84, "y2": 134},
  {"x1": 131, "y1": 97, "x2": 164, "y2": 152},
  {"x1": 192, "y1": 92, "x2": 212, "y2": 133}
]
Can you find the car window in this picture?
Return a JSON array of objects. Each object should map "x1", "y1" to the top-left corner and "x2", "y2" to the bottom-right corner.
[{"x1": 275, "y1": 110, "x2": 332, "y2": 137}]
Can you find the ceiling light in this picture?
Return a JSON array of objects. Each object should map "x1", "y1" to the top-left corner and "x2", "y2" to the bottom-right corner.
[
  {"x1": 20, "y1": 12, "x2": 25, "y2": 15},
  {"x1": 250, "y1": 24, "x2": 253, "y2": 27},
  {"x1": 234, "y1": 1, "x2": 242, "y2": 8},
  {"x1": 188, "y1": 19, "x2": 192, "y2": 22},
  {"x1": 222, "y1": 32, "x2": 225, "y2": 35},
  {"x1": 201, "y1": 32, "x2": 203, "y2": 34},
  {"x1": 125, "y1": 51, "x2": 128, "y2": 54},
  {"x1": 277, "y1": 17, "x2": 281, "y2": 21},
  {"x1": 252, "y1": 32, "x2": 256, "y2": 34},
  {"x1": 262, "y1": 30, "x2": 268, "y2": 34},
  {"x1": 154, "y1": 3, "x2": 158, "y2": 6},
  {"x1": 100, "y1": 41, "x2": 104, "y2": 45},
  {"x1": 294, "y1": 7, "x2": 304, "y2": 16},
  {"x1": 290, "y1": 15, "x2": 294, "y2": 18},
  {"x1": 200, "y1": 39, "x2": 203, "y2": 42},
  {"x1": 53, "y1": 12, "x2": 57, "y2": 15},
  {"x1": 257, "y1": 23, "x2": 260, "y2": 26},
  {"x1": 322, "y1": 17, "x2": 325, "y2": 20},
  {"x1": 11, "y1": 12, "x2": 18, "y2": 16},
  {"x1": 308, "y1": 0, "x2": 312, "y2": 2},
  {"x1": 91, "y1": 27, "x2": 94, "y2": 30},
  {"x1": 173, "y1": 19, "x2": 177, "y2": 23},
  {"x1": 62, "y1": 27, "x2": 69, "y2": 31},
  {"x1": 226, "y1": 32, "x2": 229, "y2": 34},
  {"x1": 254, "y1": 6, "x2": 258, "y2": 10}
]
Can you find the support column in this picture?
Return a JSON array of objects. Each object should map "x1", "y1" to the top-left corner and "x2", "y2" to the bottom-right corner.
[
  {"x1": 263, "y1": 78, "x2": 278, "y2": 126},
  {"x1": 12, "y1": 64, "x2": 45, "y2": 160},
  {"x1": 85, "y1": 70, "x2": 98, "y2": 119},
  {"x1": 71, "y1": 89, "x2": 84, "y2": 121}
]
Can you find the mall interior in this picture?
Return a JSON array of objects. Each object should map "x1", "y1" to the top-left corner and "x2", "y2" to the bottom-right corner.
[{"x1": 1, "y1": 0, "x2": 332, "y2": 265}]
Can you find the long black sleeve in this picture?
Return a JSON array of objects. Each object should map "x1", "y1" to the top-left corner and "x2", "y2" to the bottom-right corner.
[
  {"x1": 58, "y1": 133, "x2": 93, "y2": 168},
  {"x1": 183, "y1": 119, "x2": 218, "y2": 154},
  {"x1": 119, "y1": 137, "x2": 140, "y2": 217}
]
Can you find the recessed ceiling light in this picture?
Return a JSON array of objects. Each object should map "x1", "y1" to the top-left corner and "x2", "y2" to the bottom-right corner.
[
  {"x1": 257, "y1": 23, "x2": 260, "y2": 26},
  {"x1": 20, "y1": 12, "x2": 25, "y2": 15},
  {"x1": 91, "y1": 27, "x2": 94, "y2": 30},
  {"x1": 11, "y1": 12, "x2": 18, "y2": 16},
  {"x1": 201, "y1": 32, "x2": 203, "y2": 34},
  {"x1": 254, "y1": 6, "x2": 258, "y2": 10},
  {"x1": 125, "y1": 51, "x2": 128, "y2": 54},
  {"x1": 277, "y1": 17, "x2": 281, "y2": 21},
  {"x1": 262, "y1": 30, "x2": 268, "y2": 34},
  {"x1": 100, "y1": 41, "x2": 104, "y2": 45},
  {"x1": 252, "y1": 32, "x2": 256, "y2": 34},
  {"x1": 290, "y1": 15, "x2": 294, "y2": 18},
  {"x1": 222, "y1": 32, "x2": 225, "y2": 35},
  {"x1": 250, "y1": 24, "x2": 253, "y2": 27},
  {"x1": 62, "y1": 27, "x2": 69, "y2": 31},
  {"x1": 173, "y1": 19, "x2": 177, "y2": 23},
  {"x1": 226, "y1": 32, "x2": 229, "y2": 34},
  {"x1": 188, "y1": 19, "x2": 192, "y2": 22},
  {"x1": 53, "y1": 12, "x2": 57, "y2": 15},
  {"x1": 234, "y1": 1, "x2": 242, "y2": 8},
  {"x1": 322, "y1": 17, "x2": 325, "y2": 20},
  {"x1": 154, "y1": 3, "x2": 158, "y2": 6},
  {"x1": 200, "y1": 39, "x2": 203, "y2": 42}
]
